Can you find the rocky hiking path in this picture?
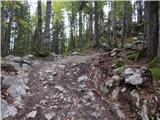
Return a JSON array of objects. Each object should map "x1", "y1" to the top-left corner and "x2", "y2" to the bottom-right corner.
[
  {"x1": 2, "y1": 52, "x2": 160, "y2": 120},
  {"x1": 3, "y1": 53, "x2": 119, "y2": 120}
]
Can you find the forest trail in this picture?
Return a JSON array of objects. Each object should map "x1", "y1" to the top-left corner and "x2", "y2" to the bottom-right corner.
[{"x1": 6, "y1": 53, "x2": 120, "y2": 120}]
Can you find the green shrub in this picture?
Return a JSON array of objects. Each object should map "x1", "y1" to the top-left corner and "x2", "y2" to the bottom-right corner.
[
  {"x1": 112, "y1": 58, "x2": 126, "y2": 69},
  {"x1": 150, "y1": 67, "x2": 160, "y2": 80},
  {"x1": 149, "y1": 57, "x2": 158, "y2": 68},
  {"x1": 127, "y1": 52, "x2": 140, "y2": 61}
]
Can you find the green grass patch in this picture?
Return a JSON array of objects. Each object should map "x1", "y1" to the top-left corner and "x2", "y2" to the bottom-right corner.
[
  {"x1": 127, "y1": 52, "x2": 140, "y2": 61},
  {"x1": 150, "y1": 67, "x2": 160, "y2": 80},
  {"x1": 149, "y1": 57, "x2": 158, "y2": 68}
]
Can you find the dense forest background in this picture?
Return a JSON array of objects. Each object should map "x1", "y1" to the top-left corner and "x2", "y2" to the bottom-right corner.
[{"x1": 1, "y1": 0, "x2": 160, "y2": 62}]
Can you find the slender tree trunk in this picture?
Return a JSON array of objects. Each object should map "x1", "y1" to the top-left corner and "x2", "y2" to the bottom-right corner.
[
  {"x1": 93, "y1": 1, "x2": 99, "y2": 47},
  {"x1": 121, "y1": 1, "x2": 126, "y2": 48},
  {"x1": 113, "y1": 1, "x2": 117, "y2": 47},
  {"x1": 145, "y1": 1, "x2": 158, "y2": 60},
  {"x1": 1, "y1": 1, "x2": 5, "y2": 56},
  {"x1": 4, "y1": 2, "x2": 14, "y2": 56},
  {"x1": 44, "y1": 0, "x2": 52, "y2": 42},
  {"x1": 158, "y1": 2, "x2": 160, "y2": 62},
  {"x1": 79, "y1": 1, "x2": 83, "y2": 48},
  {"x1": 37, "y1": 0, "x2": 42, "y2": 42},
  {"x1": 137, "y1": 1, "x2": 142, "y2": 24},
  {"x1": 89, "y1": 7, "x2": 93, "y2": 42}
]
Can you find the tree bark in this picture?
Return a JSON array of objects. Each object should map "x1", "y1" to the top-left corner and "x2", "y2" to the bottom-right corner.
[
  {"x1": 113, "y1": 1, "x2": 117, "y2": 47},
  {"x1": 89, "y1": 5, "x2": 93, "y2": 42},
  {"x1": 158, "y1": 2, "x2": 160, "y2": 62},
  {"x1": 137, "y1": 1, "x2": 142, "y2": 24},
  {"x1": 44, "y1": 0, "x2": 52, "y2": 42},
  {"x1": 79, "y1": 1, "x2": 83, "y2": 48},
  {"x1": 145, "y1": 1, "x2": 159, "y2": 60},
  {"x1": 4, "y1": 1, "x2": 14, "y2": 56},
  {"x1": 93, "y1": 1, "x2": 99, "y2": 47},
  {"x1": 121, "y1": 1, "x2": 126, "y2": 48}
]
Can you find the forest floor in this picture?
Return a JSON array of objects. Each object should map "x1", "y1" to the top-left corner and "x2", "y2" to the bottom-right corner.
[{"x1": 2, "y1": 52, "x2": 160, "y2": 120}]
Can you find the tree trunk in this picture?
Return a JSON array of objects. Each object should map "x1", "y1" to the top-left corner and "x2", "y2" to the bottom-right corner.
[
  {"x1": 79, "y1": 1, "x2": 83, "y2": 48},
  {"x1": 37, "y1": 0, "x2": 42, "y2": 41},
  {"x1": 158, "y1": 2, "x2": 160, "y2": 62},
  {"x1": 93, "y1": 1, "x2": 99, "y2": 47},
  {"x1": 89, "y1": 6, "x2": 93, "y2": 42},
  {"x1": 4, "y1": 2, "x2": 14, "y2": 56},
  {"x1": 121, "y1": 1, "x2": 126, "y2": 48},
  {"x1": 1, "y1": 1, "x2": 5, "y2": 56},
  {"x1": 44, "y1": 0, "x2": 52, "y2": 42},
  {"x1": 113, "y1": 1, "x2": 117, "y2": 47},
  {"x1": 145, "y1": 1, "x2": 158, "y2": 60},
  {"x1": 137, "y1": 1, "x2": 142, "y2": 24}
]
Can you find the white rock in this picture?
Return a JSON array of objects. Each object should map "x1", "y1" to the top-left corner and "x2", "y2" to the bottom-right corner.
[
  {"x1": 1, "y1": 99, "x2": 18, "y2": 119},
  {"x1": 44, "y1": 112, "x2": 55, "y2": 120},
  {"x1": 27, "y1": 111, "x2": 37, "y2": 118},
  {"x1": 72, "y1": 51, "x2": 79, "y2": 55},
  {"x1": 112, "y1": 75, "x2": 121, "y2": 81},
  {"x1": 125, "y1": 74, "x2": 143, "y2": 85},
  {"x1": 5, "y1": 55, "x2": 21, "y2": 62},
  {"x1": 22, "y1": 64, "x2": 31, "y2": 71},
  {"x1": 77, "y1": 75, "x2": 88, "y2": 82},
  {"x1": 55, "y1": 85, "x2": 66, "y2": 93},
  {"x1": 105, "y1": 79, "x2": 113, "y2": 87},
  {"x1": 58, "y1": 65, "x2": 65, "y2": 69},
  {"x1": 112, "y1": 87, "x2": 120, "y2": 99},
  {"x1": 141, "y1": 100, "x2": 149, "y2": 120},
  {"x1": 130, "y1": 89, "x2": 140, "y2": 107},
  {"x1": 110, "y1": 52, "x2": 116, "y2": 57},
  {"x1": 40, "y1": 100, "x2": 47, "y2": 105},
  {"x1": 122, "y1": 68, "x2": 134, "y2": 78}
]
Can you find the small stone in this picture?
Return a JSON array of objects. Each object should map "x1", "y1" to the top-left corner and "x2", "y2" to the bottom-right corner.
[
  {"x1": 112, "y1": 87, "x2": 120, "y2": 99},
  {"x1": 40, "y1": 100, "x2": 47, "y2": 105},
  {"x1": 91, "y1": 112, "x2": 98, "y2": 118},
  {"x1": 44, "y1": 112, "x2": 56, "y2": 120},
  {"x1": 77, "y1": 75, "x2": 88, "y2": 82},
  {"x1": 58, "y1": 64, "x2": 65, "y2": 69},
  {"x1": 55, "y1": 85, "x2": 66, "y2": 93},
  {"x1": 140, "y1": 100, "x2": 149, "y2": 120},
  {"x1": 27, "y1": 111, "x2": 37, "y2": 118},
  {"x1": 66, "y1": 73, "x2": 71, "y2": 76},
  {"x1": 52, "y1": 72, "x2": 58, "y2": 76}
]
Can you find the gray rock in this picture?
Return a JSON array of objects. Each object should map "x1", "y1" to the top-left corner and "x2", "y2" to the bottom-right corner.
[
  {"x1": 122, "y1": 68, "x2": 144, "y2": 85},
  {"x1": 22, "y1": 64, "x2": 31, "y2": 71},
  {"x1": 44, "y1": 112, "x2": 56, "y2": 120},
  {"x1": 40, "y1": 100, "x2": 47, "y2": 105},
  {"x1": 125, "y1": 74, "x2": 142, "y2": 85},
  {"x1": 105, "y1": 79, "x2": 114, "y2": 88},
  {"x1": 72, "y1": 51, "x2": 79, "y2": 55},
  {"x1": 91, "y1": 112, "x2": 99, "y2": 118},
  {"x1": 112, "y1": 87, "x2": 120, "y2": 99},
  {"x1": 5, "y1": 55, "x2": 21, "y2": 62},
  {"x1": 8, "y1": 85, "x2": 26, "y2": 98},
  {"x1": 55, "y1": 85, "x2": 66, "y2": 93},
  {"x1": 140, "y1": 100, "x2": 149, "y2": 120},
  {"x1": 2, "y1": 76, "x2": 16, "y2": 86},
  {"x1": 23, "y1": 54, "x2": 34, "y2": 60},
  {"x1": 100, "y1": 85, "x2": 109, "y2": 95},
  {"x1": 114, "y1": 103, "x2": 125, "y2": 119},
  {"x1": 27, "y1": 111, "x2": 37, "y2": 118},
  {"x1": 1, "y1": 99, "x2": 17, "y2": 119},
  {"x1": 77, "y1": 75, "x2": 88, "y2": 82},
  {"x1": 130, "y1": 89, "x2": 140, "y2": 108},
  {"x1": 58, "y1": 64, "x2": 65, "y2": 69}
]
